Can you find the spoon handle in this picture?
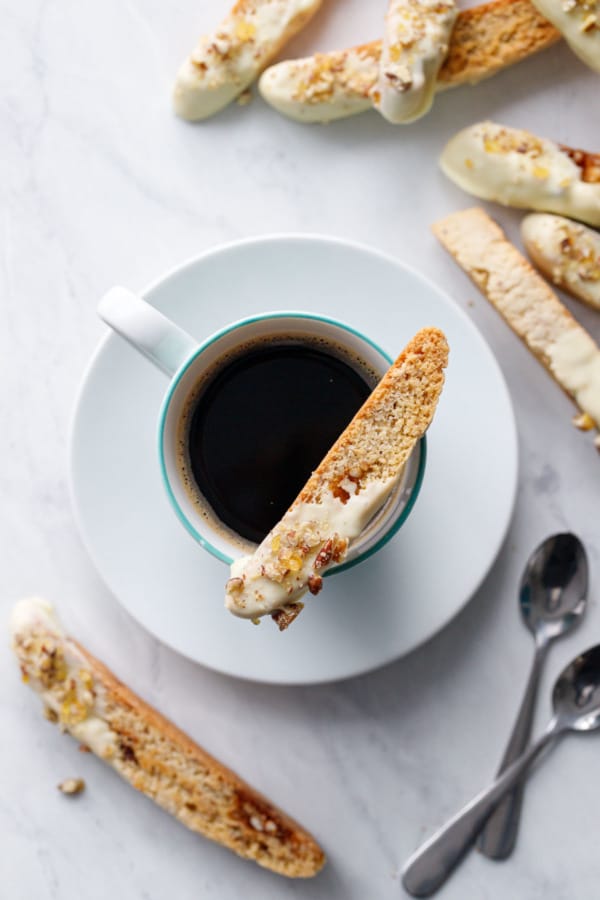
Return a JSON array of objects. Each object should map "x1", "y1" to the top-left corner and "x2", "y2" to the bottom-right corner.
[
  {"x1": 478, "y1": 637, "x2": 550, "y2": 859},
  {"x1": 401, "y1": 725, "x2": 559, "y2": 898}
]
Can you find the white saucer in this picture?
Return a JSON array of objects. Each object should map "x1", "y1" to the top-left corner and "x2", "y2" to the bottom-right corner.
[{"x1": 70, "y1": 235, "x2": 518, "y2": 685}]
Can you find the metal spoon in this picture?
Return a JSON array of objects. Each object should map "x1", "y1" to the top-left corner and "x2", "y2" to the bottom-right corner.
[
  {"x1": 402, "y1": 644, "x2": 600, "y2": 897},
  {"x1": 479, "y1": 533, "x2": 588, "y2": 859}
]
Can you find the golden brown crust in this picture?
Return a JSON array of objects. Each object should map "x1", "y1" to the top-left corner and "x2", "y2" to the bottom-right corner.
[
  {"x1": 225, "y1": 330, "x2": 448, "y2": 624},
  {"x1": 438, "y1": 0, "x2": 560, "y2": 88},
  {"x1": 560, "y1": 146, "x2": 600, "y2": 185},
  {"x1": 70, "y1": 641, "x2": 325, "y2": 877},
  {"x1": 297, "y1": 328, "x2": 449, "y2": 505}
]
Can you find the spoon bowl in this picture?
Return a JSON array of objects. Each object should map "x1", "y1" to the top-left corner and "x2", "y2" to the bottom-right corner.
[
  {"x1": 520, "y1": 533, "x2": 588, "y2": 641},
  {"x1": 554, "y1": 645, "x2": 600, "y2": 732}
]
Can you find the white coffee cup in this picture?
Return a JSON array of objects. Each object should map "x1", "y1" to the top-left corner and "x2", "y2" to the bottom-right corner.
[{"x1": 98, "y1": 286, "x2": 426, "y2": 572}]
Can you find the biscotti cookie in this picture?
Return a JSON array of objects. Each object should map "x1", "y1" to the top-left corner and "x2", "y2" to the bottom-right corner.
[
  {"x1": 521, "y1": 214, "x2": 600, "y2": 311},
  {"x1": 433, "y1": 208, "x2": 600, "y2": 433},
  {"x1": 12, "y1": 598, "x2": 325, "y2": 878},
  {"x1": 371, "y1": 0, "x2": 457, "y2": 124},
  {"x1": 258, "y1": 0, "x2": 560, "y2": 122},
  {"x1": 173, "y1": 0, "x2": 322, "y2": 120},
  {"x1": 440, "y1": 122, "x2": 600, "y2": 227},
  {"x1": 225, "y1": 328, "x2": 449, "y2": 628}
]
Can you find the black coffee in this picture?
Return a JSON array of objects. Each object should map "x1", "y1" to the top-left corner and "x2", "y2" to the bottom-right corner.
[{"x1": 179, "y1": 337, "x2": 376, "y2": 544}]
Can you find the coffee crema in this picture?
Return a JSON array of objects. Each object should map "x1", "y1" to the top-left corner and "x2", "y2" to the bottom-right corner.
[{"x1": 176, "y1": 334, "x2": 378, "y2": 546}]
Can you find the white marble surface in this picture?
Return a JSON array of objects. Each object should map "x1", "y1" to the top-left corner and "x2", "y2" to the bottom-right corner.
[{"x1": 2, "y1": 1, "x2": 599, "y2": 898}]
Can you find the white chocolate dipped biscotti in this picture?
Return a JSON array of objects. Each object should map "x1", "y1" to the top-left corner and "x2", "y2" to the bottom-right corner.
[
  {"x1": 433, "y1": 208, "x2": 600, "y2": 436},
  {"x1": 371, "y1": 0, "x2": 457, "y2": 124},
  {"x1": 11, "y1": 598, "x2": 325, "y2": 877},
  {"x1": 522, "y1": 213, "x2": 600, "y2": 311},
  {"x1": 440, "y1": 122, "x2": 600, "y2": 227},
  {"x1": 258, "y1": 0, "x2": 560, "y2": 122},
  {"x1": 225, "y1": 328, "x2": 449, "y2": 629},
  {"x1": 174, "y1": 0, "x2": 322, "y2": 121}
]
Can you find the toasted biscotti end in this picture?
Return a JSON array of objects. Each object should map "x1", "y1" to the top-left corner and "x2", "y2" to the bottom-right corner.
[
  {"x1": 173, "y1": 0, "x2": 323, "y2": 121},
  {"x1": 437, "y1": 0, "x2": 560, "y2": 89},
  {"x1": 225, "y1": 328, "x2": 449, "y2": 625},
  {"x1": 301, "y1": 327, "x2": 449, "y2": 500},
  {"x1": 440, "y1": 121, "x2": 600, "y2": 227},
  {"x1": 521, "y1": 213, "x2": 600, "y2": 311},
  {"x1": 11, "y1": 598, "x2": 325, "y2": 878},
  {"x1": 432, "y1": 207, "x2": 600, "y2": 433}
]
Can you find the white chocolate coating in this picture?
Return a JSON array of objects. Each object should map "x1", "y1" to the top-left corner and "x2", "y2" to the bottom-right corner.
[
  {"x1": 11, "y1": 598, "x2": 118, "y2": 759},
  {"x1": 440, "y1": 121, "x2": 600, "y2": 227},
  {"x1": 530, "y1": 0, "x2": 600, "y2": 72},
  {"x1": 522, "y1": 213, "x2": 600, "y2": 310},
  {"x1": 548, "y1": 329, "x2": 600, "y2": 427},
  {"x1": 173, "y1": 0, "x2": 322, "y2": 121},
  {"x1": 372, "y1": 0, "x2": 457, "y2": 124},
  {"x1": 258, "y1": 46, "x2": 376, "y2": 122},
  {"x1": 225, "y1": 478, "x2": 396, "y2": 620}
]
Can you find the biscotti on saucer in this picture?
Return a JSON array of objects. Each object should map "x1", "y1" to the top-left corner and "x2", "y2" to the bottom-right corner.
[{"x1": 226, "y1": 327, "x2": 449, "y2": 628}]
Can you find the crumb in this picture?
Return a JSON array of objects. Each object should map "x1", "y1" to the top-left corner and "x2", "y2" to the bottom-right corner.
[
  {"x1": 237, "y1": 89, "x2": 252, "y2": 106},
  {"x1": 58, "y1": 777, "x2": 85, "y2": 795},
  {"x1": 271, "y1": 603, "x2": 304, "y2": 631},
  {"x1": 573, "y1": 412, "x2": 595, "y2": 431},
  {"x1": 78, "y1": 744, "x2": 91, "y2": 753},
  {"x1": 43, "y1": 705, "x2": 58, "y2": 723}
]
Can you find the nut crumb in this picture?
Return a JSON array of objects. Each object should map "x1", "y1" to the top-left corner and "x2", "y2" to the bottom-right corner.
[
  {"x1": 307, "y1": 574, "x2": 323, "y2": 595},
  {"x1": 573, "y1": 412, "x2": 595, "y2": 431},
  {"x1": 237, "y1": 89, "x2": 252, "y2": 106},
  {"x1": 58, "y1": 777, "x2": 85, "y2": 796},
  {"x1": 271, "y1": 603, "x2": 304, "y2": 631},
  {"x1": 43, "y1": 705, "x2": 58, "y2": 723}
]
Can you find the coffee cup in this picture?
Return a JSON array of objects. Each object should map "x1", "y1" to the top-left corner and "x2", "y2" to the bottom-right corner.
[{"x1": 98, "y1": 287, "x2": 425, "y2": 572}]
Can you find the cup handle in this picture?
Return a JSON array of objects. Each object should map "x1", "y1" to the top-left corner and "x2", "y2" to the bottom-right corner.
[{"x1": 98, "y1": 286, "x2": 199, "y2": 377}]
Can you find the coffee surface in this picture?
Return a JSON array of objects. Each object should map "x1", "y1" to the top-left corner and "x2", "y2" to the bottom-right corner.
[{"x1": 184, "y1": 341, "x2": 374, "y2": 543}]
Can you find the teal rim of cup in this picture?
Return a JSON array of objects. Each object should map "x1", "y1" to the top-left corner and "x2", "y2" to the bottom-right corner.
[{"x1": 158, "y1": 310, "x2": 427, "y2": 571}]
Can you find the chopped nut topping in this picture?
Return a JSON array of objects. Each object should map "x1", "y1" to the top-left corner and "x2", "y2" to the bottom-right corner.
[
  {"x1": 226, "y1": 577, "x2": 244, "y2": 594},
  {"x1": 307, "y1": 574, "x2": 323, "y2": 595},
  {"x1": 43, "y1": 705, "x2": 59, "y2": 723},
  {"x1": 271, "y1": 603, "x2": 304, "y2": 631},
  {"x1": 580, "y1": 9, "x2": 597, "y2": 31},
  {"x1": 573, "y1": 412, "x2": 595, "y2": 431},
  {"x1": 484, "y1": 130, "x2": 544, "y2": 157},
  {"x1": 235, "y1": 19, "x2": 256, "y2": 42},
  {"x1": 58, "y1": 777, "x2": 85, "y2": 796}
]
